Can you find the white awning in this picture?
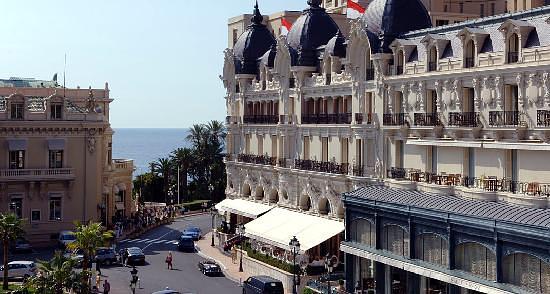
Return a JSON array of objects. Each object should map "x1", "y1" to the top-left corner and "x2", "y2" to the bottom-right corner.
[
  {"x1": 483, "y1": 142, "x2": 550, "y2": 151},
  {"x1": 8, "y1": 139, "x2": 27, "y2": 151},
  {"x1": 244, "y1": 208, "x2": 345, "y2": 252},
  {"x1": 406, "y1": 139, "x2": 482, "y2": 148},
  {"x1": 215, "y1": 199, "x2": 273, "y2": 219},
  {"x1": 214, "y1": 199, "x2": 232, "y2": 215},
  {"x1": 47, "y1": 138, "x2": 65, "y2": 150}
]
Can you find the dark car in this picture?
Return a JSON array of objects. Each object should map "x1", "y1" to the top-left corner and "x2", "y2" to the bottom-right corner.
[
  {"x1": 182, "y1": 226, "x2": 202, "y2": 241},
  {"x1": 197, "y1": 260, "x2": 222, "y2": 276},
  {"x1": 178, "y1": 235, "x2": 195, "y2": 252},
  {"x1": 10, "y1": 239, "x2": 32, "y2": 253},
  {"x1": 94, "y1": 247, "x2": 117, "y2": 265},
  {"x1": 242, "y1": 276, "x2": 284, "y2": 294},
  {"x1": 120, "y1": 247, "x2": 145, "y2": 265}
]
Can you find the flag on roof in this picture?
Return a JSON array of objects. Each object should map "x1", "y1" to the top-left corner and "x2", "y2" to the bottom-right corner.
[
  {"x1": 347, "y1": 0, "x2": 366, "y2": 19},
  {"x1": 281, "y1": 18, "x2": 292, "y2": 35}
]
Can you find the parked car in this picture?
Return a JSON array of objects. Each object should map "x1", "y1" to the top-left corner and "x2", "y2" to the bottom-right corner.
[
  {"x1": 197, "y1": 260, "x2": 222, "y2": 276},
  {"x1": 120, "y1": 247, "x2": 145, "y2": 265},
  {"x1": 0, "y1": 261, "x2": 36, "y2": 281},
  {"x1": 58, "y1": 230, "x2": 76, "y2": 248},
  {"x1": 10, "y1": 238, "x2": 32, "y2": 253},
  {"x1": 177, "y1": 235, "x2": 195, "y2": 252},
  {"x1": 182, "y1": 226, "x2": 202, "y2": 241},
  {"x1": 242, "y1": 276, "x2": 284, "y2": 294},
  {"x1": 94, "y1": 247, "x2": 117, "y2": 265}
]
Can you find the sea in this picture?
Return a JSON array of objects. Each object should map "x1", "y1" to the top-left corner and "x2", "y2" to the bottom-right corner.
[{"x1": 112, "y1": 128, "x2": 191, "y2": 177}]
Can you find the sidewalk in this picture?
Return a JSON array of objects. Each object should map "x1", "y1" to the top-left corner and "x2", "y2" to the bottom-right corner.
[{"x1": 196, "y1": 232, "x2": 249, "y2": 284}]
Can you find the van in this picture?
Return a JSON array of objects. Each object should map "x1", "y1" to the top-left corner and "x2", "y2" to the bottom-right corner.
[{"x1": 242, "y1": 276, "x2": 284, "y2": 294}]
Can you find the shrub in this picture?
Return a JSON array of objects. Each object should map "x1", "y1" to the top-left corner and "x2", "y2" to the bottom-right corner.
[
  {"x1": 302, "y1": 288, "x2": 316, "y2": 294},
  {"x1": 243, "y1": 243, "x2": 299, "y2": 274}
]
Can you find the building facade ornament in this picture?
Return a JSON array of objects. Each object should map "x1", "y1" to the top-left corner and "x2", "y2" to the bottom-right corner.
[
  {"x1": 516, "y1": 73, "x2": 526, "y2": 109},
  {"x1": 472, "y1": 77, "x2": 481, "y2": 111}
]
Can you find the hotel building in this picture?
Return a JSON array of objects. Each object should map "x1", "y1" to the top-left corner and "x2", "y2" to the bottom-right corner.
[
  {"x1": 0, "y1": 77, "x2": 134, "y2": 245},
  {"x1": 222, "y1": 0, "x2": 550, "y2": 293}
]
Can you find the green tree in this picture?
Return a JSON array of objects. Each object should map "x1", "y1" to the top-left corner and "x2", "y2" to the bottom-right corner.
[
  {"x1": 67, "y1": 222, "x2": 112, "y2": 293},
  {"x1": 0, "y1": 213, "x2": 24, "y2": 290},
  {"x1": 26, "y1": 252, "x2": 79, "y2": 294},
  {"x1": 171, "y1": 147, "x2": 194, "y2": 203},
  {"x1": 154, "y1": 157, "x2": 173, "y2": 204}
]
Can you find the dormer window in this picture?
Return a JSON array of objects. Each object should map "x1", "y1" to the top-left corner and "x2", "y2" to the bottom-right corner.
[
  {"x1": 10, "y1": 102, "x2": 24, "y2": 120},
  {"x1": 396, "y1": 50, "x2": 404, "y2": 75},
  {"x1": 428, "y1": 47, "x2": 437, "y2": 72},
  {"x1": 389, "y1": 39, "x2": 416, "y2": 76},
  {"x1": 507, "y1": 33, "x2": 519, "y2": 63},
  {"x1": 50, "y1": 103, "x2": 63, "y2": 120},
  {"x1": 465, "y1": 40, "x2": 475, "y2": 68}
]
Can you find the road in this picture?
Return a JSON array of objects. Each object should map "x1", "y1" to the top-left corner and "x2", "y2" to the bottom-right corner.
[{"x1": 11, "y1": 214, "x2": 242, "y2": 294}]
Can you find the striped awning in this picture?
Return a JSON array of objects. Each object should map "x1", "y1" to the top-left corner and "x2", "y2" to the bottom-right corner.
[{"x1": 8, "y1": 139, "x2": 27, "y2": 150}]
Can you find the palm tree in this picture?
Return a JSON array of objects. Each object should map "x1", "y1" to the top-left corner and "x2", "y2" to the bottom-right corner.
[
  {"x1": 171, "y1": 147, "x2": 194, "y2": 203},
  {"x1": 67, "y1": 222, "x2": 112, "y2": 293},
  {"x1": 0, "y1": 213, "x2": 24, "y2": 290},
  {"x1": 28, "y1": 252, "x2": 79, "y2": 294},
  {"x1": 206, "y1": 120, "x2": 226, "y2": 148},
  {"x1": 155, "y1": 157, "x2": 173, "y2": 204},
  {"x1": 186, "y1": 124, "x2": 207, "y2": 148}
]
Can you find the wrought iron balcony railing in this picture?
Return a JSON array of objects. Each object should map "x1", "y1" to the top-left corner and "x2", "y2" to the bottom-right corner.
[
  {"x1": 448, "y1": 112, "x2": 480, "y2": 127},
  {"x1": 488, "y1": 111, "x2": 520, "y2": 127},
  {"x1": 243, "y1": 115, "x2": 279, "y2": 124},
  {"x1": 237, "y1": 154, "x2": 276, "y2": 166},
  {"x1": 301, "y1": 113, "x2": 352, "y2": 124},
  {"x1": 383, "y1": 113, "x2": 406, "y2": 126},
  {"x1": 413, "y1": 113, "x2": 441, "y2": 126},
  {"x1": 355, "y1": 113, "x2": 373, "y2": 125},
  {"x1": 537, "y1": 110, "x2": 550, "y2": 127},
  {"x1": 294, "y1": 159, "x2": 348, "y2": 175}
]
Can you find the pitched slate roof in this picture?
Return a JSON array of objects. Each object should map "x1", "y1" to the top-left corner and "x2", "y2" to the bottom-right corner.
[{"x1": 345, "y1": 185, "x2": 550, "y2": 229}]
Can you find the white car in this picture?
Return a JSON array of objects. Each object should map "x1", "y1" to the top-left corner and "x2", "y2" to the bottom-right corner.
[
  {"x1": 0, "y1": 261, "x2": 36, "y2": 280},
  {"x1": 58, "y1": 230, "x2": 76, "y2": 248}
]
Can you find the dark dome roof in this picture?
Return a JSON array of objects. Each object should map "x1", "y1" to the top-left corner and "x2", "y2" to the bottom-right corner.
[
  {"x1": 362, "y1": 0, "x2": 431, "y2": 52},
  {"x1": 287, "y1": 0, "x2": 340, "y2": 66},
  {"x1": 260, "y1": 44, "x2": 277, "y2": 68},
  {"x1": 233, "y1": 2, "x2": 275, "y2": 75},
  {"x1": 326, "y1": 31, "x2": 346, "y2": 58}
]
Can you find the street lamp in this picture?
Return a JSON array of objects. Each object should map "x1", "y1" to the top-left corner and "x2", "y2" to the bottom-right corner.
[
  {"x1": 289, "y1": 236, "x2": 300, "y2": 294},
  {"x1": 210, "y1": 207, "x2": 217, "y2": 247},
  {"x1": 237, "y1": 223, "x2": 245, "y2": 272},
  {"x1": 325, "y1": 253, "x2": 335, "y2": 294},
  {"x1": 130, "y1": 266, "x2": 138, "y2": 294}
]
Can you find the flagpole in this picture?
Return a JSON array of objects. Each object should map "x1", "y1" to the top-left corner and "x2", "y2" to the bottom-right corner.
[{"x1": 63, "y1": 53, "x2": 66, "y2": 97}]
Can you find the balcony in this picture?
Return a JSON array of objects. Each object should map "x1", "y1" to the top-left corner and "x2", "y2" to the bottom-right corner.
[
  {"x1": 355, "y1": 113, "x2": 373, "y2": 125},
  {"x1": 352, "y1": 164, "x2": 365, "y2": 177},
  {"x1": 488, "y1": 111, "x2": 521, "y2": 127},
  {"x1": 448, "y1": 112, "x2": 480, "y2": 127},
  {"x1": 0, "y1": 168, "x2": 75, "y2": 182},
  {"x1": 237, "y1": 154, "x2": 276, "y2": 166},
  {"x1": 464, "y1": 57, "x2": 474, "y2": 68},
  {"x1": 243, "y1": 115, "x2": 279, "y2": 124},
  {"x1": 383, "y1": 113, "x2": 406, "y2": 126},
  {"x1": 413, "y1": 113, "x2": 441, "y2": 127},
  {"x1": 365, "y1": 68, "x2": 375, "y2": 81},
  {"x1": 427, "y1": 61, "x2": 437, "y2": 72},
  {"x1": 508, "y1": 51, "x2": 519, "y2": 63},
  {"x1": 301, "y1": 113, "x2": 352, "y2": 125},
  {"x1": 294, "y1": 159, "x2": 348, "y2": 175},
  {"x1": 537, "y1": 110, "x2": 550, "y2": 127}
]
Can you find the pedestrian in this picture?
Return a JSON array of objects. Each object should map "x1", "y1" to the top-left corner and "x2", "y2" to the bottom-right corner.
[
  {"x1": 231, "y1": 245, "x2": 237, "y2": 264},
  {"x1": 165, "y1": 251, "x2": 173, "y2": 270},
  {"x1": 96, "y1": 260, "x2": 102, "y2": 276},
  {"x1": 103, "y1": 279, "x2": 110, "y2": 294},
  {"x1": 95, "y1": 274, "x2": 102, "y2": 291}
]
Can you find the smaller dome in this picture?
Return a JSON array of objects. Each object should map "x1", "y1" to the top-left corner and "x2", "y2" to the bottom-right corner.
[
  {"x1": 326, "y1": 31, "x2": 346, "y2": 58},
  {"x1": 233, "y1": 2, "x2": 275, "y2": 75},
  {"x1": 260, "y1": 43, "x2": 277, "y2": 68}
]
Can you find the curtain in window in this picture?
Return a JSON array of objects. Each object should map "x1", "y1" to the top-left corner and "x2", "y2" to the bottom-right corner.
[
  {"x1": 415, "y1": 233, "x2": 449, "y2": 267},
  {"x1": 383, "y1": 225, "x2": 409, "y2": 257},
  {"x1": 503, "y1": 253, "x2": 550, "y2": 293},
  {"x1": 455, "y1": 242, "x2": 496, "y2": 281},
  {"x1": 350, "y1": 219, "x2": 375, "y2": 247}
]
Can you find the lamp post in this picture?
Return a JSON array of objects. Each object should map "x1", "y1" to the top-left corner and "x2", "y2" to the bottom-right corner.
[
  {"x1": 289, "y1": 236, "x2": 300, "y2": 294},
  {"x1": 325, "y1": 253, "x2": 335, "y2": 294},
  {"x1": 237, "y1": 223, "x2": 245, "y2": 272},
  {"x1": 210, "y1": 207, "x2": 217, "y2": 247},
  {"x1": 130, "y1": 266, "x2": 138, "y2": 294}
]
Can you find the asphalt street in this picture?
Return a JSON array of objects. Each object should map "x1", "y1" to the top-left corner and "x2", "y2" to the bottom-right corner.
[{"x1": 10, "y1": 214, "x2": 242, "y2": 294}]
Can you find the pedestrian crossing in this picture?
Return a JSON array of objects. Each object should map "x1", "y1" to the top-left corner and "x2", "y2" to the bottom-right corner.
[{"x1": 118, "y1": 237, "x2": 180, "y2": 246}]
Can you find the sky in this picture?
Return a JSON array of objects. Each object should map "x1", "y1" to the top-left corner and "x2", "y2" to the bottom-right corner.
[{"x1": 0, "y1": 0, "x2": 307, "y2": 128}]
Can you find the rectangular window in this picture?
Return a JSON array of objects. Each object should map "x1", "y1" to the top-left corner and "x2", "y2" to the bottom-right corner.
[
  {"x1": 9, "y1": 150, "x2": 25, "y2": 169},
  {"x1": 31, "y1": 210, "x2": 41, "y2": 222},
  {"x1": 232, "y1": 29, "x2": 238, "y2": 46},
  {"x1": 436, "y1": 20, "x2": 449, "y2": 26},
  {"x1": 115, "y1": 191, "x2": 124, "y2": 203},
  {"x1": 491, "y1": 3, "x2": 496, "y2": 15},
  {"x1": 49, "y1": 150, "x2": 63, "y2": 168},
  {"x1": 49, "y1": 197, "x2": 62, "y2": 221},
  {"x1": 271, "y1": 135, "x2": 277, "y2": 158},
  {"x1": 245, "y1": 134, "x2": 251, "y2": 154},
  {"x1": 9, "y1": 198, "x2": 23, "y2": 219},
  {"x1": 303, "y1": 136, "x2": 310, "y2": 160},
  {"x1": 480, "y1": 4, "x2": 485, "y2": 17},
  {"x1": 322, "y1": 137, "x2": 329, "y2": 162},
  {"x1": 10, "y1": 103, "x2": 24, "y2": 120},
  {"x1": 341, "y1": 138, "x2": 349, "y2": 164},
  {"x1": 50, "y1": 103, "x2": 63, "y2": 120},
  {"x1": 460, "y1": 2, "x2": 464, "y2": 13},
  {"x1": 258, "y1": 135, "x2": 264, "y2": 155}
]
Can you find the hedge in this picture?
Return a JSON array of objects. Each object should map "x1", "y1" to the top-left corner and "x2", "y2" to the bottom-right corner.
[{"x1": 244, "y1": 243, "x2": 299, "y2": 275}]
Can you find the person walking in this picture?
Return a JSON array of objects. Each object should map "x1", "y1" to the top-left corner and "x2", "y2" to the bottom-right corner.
[
  {"x1": 231, "y1": 245, "x2": 237, "y2": 264},
  {"x1": 96, "y1": 260, "x2": 102, "y2": 276},
  {"x1": 166, "y1": 251, "x2": 173, "y2": 270},
  {"x1": 103, "y1": 279, "x2": 110, "y2": 294}
]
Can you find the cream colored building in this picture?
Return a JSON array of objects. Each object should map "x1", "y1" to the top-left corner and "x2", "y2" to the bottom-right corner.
[
  {"x1": 0, "y1": 77, "x2": 134, "y2": 245},
  {"x1": 223, "y1": 0, "x2": 550, "y2": 292}
]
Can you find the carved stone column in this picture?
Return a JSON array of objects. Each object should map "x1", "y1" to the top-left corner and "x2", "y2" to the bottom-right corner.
[
  {"x1": 453, "y1": 79, "x2": 462, "y2": 110},
  {"x1": 495, "y1": 76, "x2": 504, "y2": 109},
  {"x1": 418, "y1": 81, "x2": 426, "y2": 112},
  {"x1": 386, "y1": 85, "x2": 394, "y2": 113},
  {"x1": 517, "y1": 73, "x2": 526, "y2": 110},
  {"x1": 543, "y1": 72, "x2": 550, "y2": 107},
  {"x1": 434, "y1": 80, "x2": 443, "y2": 112},
  {"x1": 473, "y1": 77, "x2": 481, "y2": 112},
  {"x1": 401, "y1": 84, "x2": 409, "y2": 112}
]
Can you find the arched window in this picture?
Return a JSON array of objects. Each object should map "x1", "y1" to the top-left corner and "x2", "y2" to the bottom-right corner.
[
  {"x1": 415, "y1": 233, "x2": 449, "y2": 267},
  {"x1": 508, "y1": 33, "x2": 519, "y2": 63},
  {"x1": 318, "y1": 197, "x2": 330, "y2": 215},
  {"x1": 243, "y1": 184, "x2": 251, "y2": 197},
  {"x1": 428, "y1": 47, "x2": 438, "y2": 72},
  {"x1": 382, "y1": 225, "x2": 410, "y2": 257},
  {"x1": 268, "y1": 189, "x2": 278, "y2": 203},
  {"x1": 255, "y1": 186, "x2": 264, "y2": 200},
  {"x1": 396, "y1": 50, "x2": 404, "y2": 75},
  {"x1": 503, "y1": 253, "x2": 550, "y2": 293},
  {"x1": 464, "y1": 40, "x2": 475, "y2": 68},
  {"x1": 300, "y1": 194, "x2": 311, "y2": 211},
  {"x1": 350, "y1": 218, "x2": 376, "y2": 247},
  {"x1": 455, "y1": 242, "x2": 496, "y2": 281}
]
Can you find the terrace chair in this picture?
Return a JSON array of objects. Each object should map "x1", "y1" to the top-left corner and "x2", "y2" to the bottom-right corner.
[{"x1": 527, "y1": 182, "x2": 540, "y2": 196}]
